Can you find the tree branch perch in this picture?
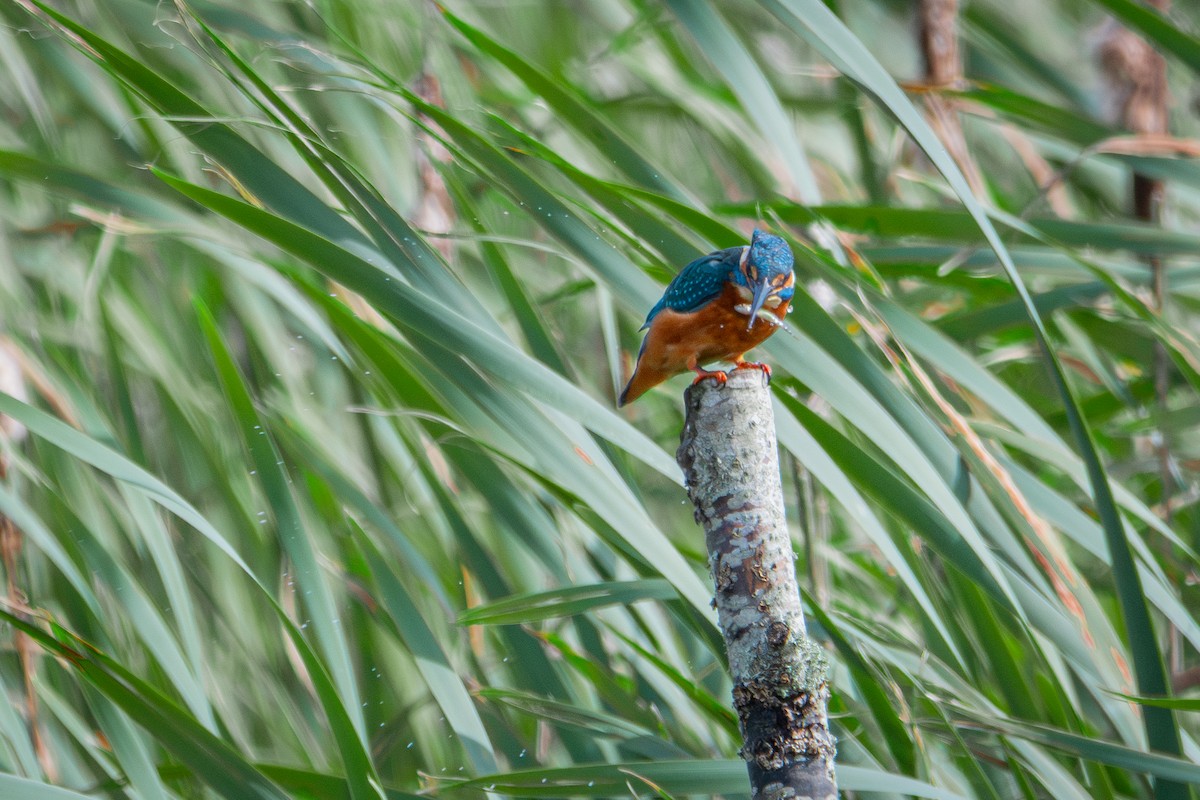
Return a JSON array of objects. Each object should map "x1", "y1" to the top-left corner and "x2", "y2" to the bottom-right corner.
[{"x1": 676, "y1": 369, "x2": 837, "y2": 800}]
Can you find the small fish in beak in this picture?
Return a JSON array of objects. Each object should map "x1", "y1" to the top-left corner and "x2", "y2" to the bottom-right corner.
[{"x1": 746, "y1": 276, "x2": 774, "y2": 331}]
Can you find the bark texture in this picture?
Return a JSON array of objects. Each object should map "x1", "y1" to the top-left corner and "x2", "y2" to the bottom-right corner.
[{"x1": 676, "y1": 369, "x2": 836, "y2": 800}]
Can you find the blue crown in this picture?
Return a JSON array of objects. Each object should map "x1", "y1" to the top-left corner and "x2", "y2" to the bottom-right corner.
[{"x1": 749, "y1": 229, "x2": 794, "y2": 277}]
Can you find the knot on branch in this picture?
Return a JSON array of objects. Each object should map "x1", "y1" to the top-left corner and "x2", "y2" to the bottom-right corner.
[
  {"x1": 675, "y1": 370, "x2": 837, "y2": 798},
  {"x1": 734, "y1": 679, "x2": 836, "y2": 771}
]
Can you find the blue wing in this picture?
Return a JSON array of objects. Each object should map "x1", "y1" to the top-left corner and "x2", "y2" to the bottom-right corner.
[{"x1": 641, "y1": 246, "x2": 745, "y2": 330}]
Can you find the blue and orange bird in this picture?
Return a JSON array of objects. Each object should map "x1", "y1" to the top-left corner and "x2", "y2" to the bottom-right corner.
[{"x1": 619, "y1": 229, "x2": 795, "y2": 406}]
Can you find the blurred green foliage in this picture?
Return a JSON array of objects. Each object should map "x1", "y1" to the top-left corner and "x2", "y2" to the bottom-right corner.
[{"x1": 0, "y1": 0, "x2": 1198, "y2": 798}]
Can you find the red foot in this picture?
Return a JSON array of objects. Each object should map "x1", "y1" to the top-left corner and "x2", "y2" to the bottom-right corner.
[
  {"x1": 690, "y1": 368, "x2": 729, "y2": 387},
  {"x1": 734, "y1": 361, "x2": 772, "y2": 382}
]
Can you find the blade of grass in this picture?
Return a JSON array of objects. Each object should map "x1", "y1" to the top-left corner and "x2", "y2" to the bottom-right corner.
[
  {"x1": 256, "y1": 764, "x2": 425, "y2": 800},
  {"x1": 458, "y1": 580, "x2": 678, "y2": 626},
  {"x1": 477, "y1": 687, "x2": 686, "y2": 745},
  {"x1": 0, "y1": 611, "x2": 293, "y2": 800},
  {"x1": 441, "y1": 8, "x2": 687, "y2": 201},
  {"x1": 0, "y1": 391, "x2": 383, "y2": 798},
  {"x1": 957, "y1": 710, "x2": 1200, "y2": 785},
  {"x1": 759, "y1": 2, "x2": 1185, "y2": 780},
  {"x1": 356, "y1": 526, "x2": 498, "y2": 776},
  {"x1": 196, "y1": 301, "x2": 365, "y2": 738},
  {"x1": 1088, "y1": 0, "x2": 1200, "y2": 75},
  {"x1": 152, "y1": 173, "x2": 717, "y2": 623},
  {"x1": 0, "y1": 482, "x2": 102, "y2": 616},
  {"x1": 19, "y1": 0, "x2": 369, "y2": 251},
  {"x1": 448, "y1": 760, "x2": 966, "y2": 798},
  {"x1": 0, "y1": 775, "x2": 104, "y2": 800},
  {"x1": 667, "y1": 0, "x2": 822, "y2": 204},
  {"x1": 801, "y1": 590, "x2": 916, "y2": 774},
  {"x1": 601, "y1": 626, "x2": 739, "y2": 736},
  {"x1": 0, "y1": 393, "x2": 258, "y2": 579},
  {"x1": 769, "y1": 401, "x2": 966, "y2": 666},
  {"x1": 155, "y1": 169, "x2": 679, "y2": 483},
  {"x1": 723, "y1": 202, "x2": 1200, "y2": 257},
  {"x1": 84, "y1": 690, "x2": 171, "y2": 800}
]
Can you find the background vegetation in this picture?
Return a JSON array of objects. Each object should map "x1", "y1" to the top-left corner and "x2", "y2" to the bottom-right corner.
[{"x1": 1, "y1": 0, "x2": 1198, "y2": 797}]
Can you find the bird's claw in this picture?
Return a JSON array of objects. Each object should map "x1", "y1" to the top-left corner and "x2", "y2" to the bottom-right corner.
[
  {"x1": 690, "y1": 369, "x2": 729, "y2": 388},
  {"x1": 734, "y1": 361, "x2": 772, "y2": 383}
]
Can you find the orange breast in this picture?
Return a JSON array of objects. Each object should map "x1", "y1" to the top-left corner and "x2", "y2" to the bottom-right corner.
[
  {"x1": 633, "y1": 283, "x2": 788, "y2": 380},
  {"x1": 620, "y1": 275, "x2": 793, "y2": 405}
]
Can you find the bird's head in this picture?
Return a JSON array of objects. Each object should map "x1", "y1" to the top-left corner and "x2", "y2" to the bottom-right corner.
[{"x1": 736, "y1": 229, "x2": 795, "y2": 330}]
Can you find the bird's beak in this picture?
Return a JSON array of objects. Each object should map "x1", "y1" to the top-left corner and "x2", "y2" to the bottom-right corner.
[{"x1": 746, "y1": 277, "x2": 773, "y2": 331}]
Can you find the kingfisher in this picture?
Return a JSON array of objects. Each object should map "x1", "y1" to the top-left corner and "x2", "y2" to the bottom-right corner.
[{"x1": 618, "y1": 229, "x2": 795, "y2": 406}]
